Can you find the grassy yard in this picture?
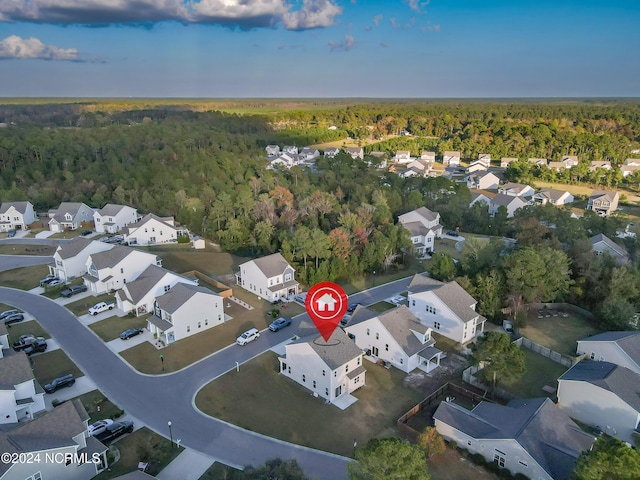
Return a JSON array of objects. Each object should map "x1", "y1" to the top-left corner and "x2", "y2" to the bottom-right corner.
[
  {"x1": 195, "y1": 352, "x2": 423, "y2": 457},
  {"x1": 431, "y1": 238, "x2": 464, "y2": 260},
  {"x1": 31, "y1": 349, "x2": 84, "y2": 386},
  {"x1": 89, "y1": 314, "x2": 149, "y2": 342},
  {"x1": 0, "y1": 244, "x2": 56, "y2": 256},
  {"x1": 145, "y1": 244, "x2": 246, "y2": 278},
  {"x1": 520, "y1": 309, "x2": 598, "y2": 356},
  {"x1": 66, "y1": 293, "x2": 115, "y2": 317},
  {"x1": 340, "y1": 258, "x2": 425, "y2": 296},
  {"x1": 6, "y1": 319, "x2": 50, "y2": 341},
  {"x1": 498, "y1": 349, "x2": 568, "y2": 399},
  {"x1": 41, "y1": 276, "x2": 85, "y2": 299},
  {"x1": 48, "y1": 229, "x2": 88, "y2": 239},
  {"x1": 533, "y1": 181, "x2": 640, "y2": 203},
  {"x1": 368, "y1": 301, "x2": 395, "y2": 313},
  {"x1": 94, "y1": 427, "x2": 183, "y2": 480},
  {"x1": 431, "y1": 332, "x2": 462, "y2": 354},
  {"x1": 78, "y1": 390, "x2": 124, "y2": 423},
  {"x1": 0, "y1": 264, "x2": 49, "y2": 290}
]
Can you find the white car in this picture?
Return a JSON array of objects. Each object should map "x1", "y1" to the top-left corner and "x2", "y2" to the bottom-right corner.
[
  {"x1": 236, "y1": 328, "x2": 260, "y2": 345},
  {"x1": 389, "y1": 295, "x2": 406, "y2": 306},
  {"x1": 88, "y1": 301, "x2": 115, "y2": 316},
  {"x1": 88, "y1": 419, "x2": 114, "y2": 437}
]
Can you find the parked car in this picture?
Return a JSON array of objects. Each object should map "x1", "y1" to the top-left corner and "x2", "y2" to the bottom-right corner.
[
  {"x1": 12, "y1": 334, "x2": 38, "y2": 351},
  {"x1": 237, "y1": 328, "x2": 260, "y2": 345},
  {"x1": 24, "y1": 338, "x2": 47, "y2": 356},
  {"x1": 80, "y1": 230, "x2": 93, "y2": 236},
  {"x1": 47, "y1": 279, "x2": 64, "y2": 288},
  {"x1": 0, "y1": 309, "x2": 20, "y2": 321},
  {"x1": 347, "y1": 303, "x2": 362, "y2": 313},
  {"x1": 447, "y1": 231, "x2": 459, "y2": 237},
  {"x1": 88, "y1": 301, "x2": 115, "y2": 316},
  {"x1": 3, "y1": 313, "x2": 25, "y2": 325},
  {"x1": 44, "y1": 374, "x2": 76, "y2": 393},
  {"x1": 95, "y1": 420, "x2": 134, "y2": 444},
  {"x1": 60, "y1": 285, "x2": 87, "y2": 298},
  {"x1": 88, "y1": 419, "x2": 114, "y2": 437},
  {"x1": 389, "y1": 295, "x2": 406, "y2": 306},
  {"x1": 269, "y1": 317, "x2": 292, "y2": 332},
  {"x1": 503, "y1": 320, "x2": 514, "y2": 333},
  {"x1": 120, "y1": 328, "x2": 144, "y2": 340},
  {"x1": 6, "y1": 229, "x2": 16, "y2": 238},
  {"x1": 39, "y1": 274, "x2": 58, "y2": 287}
]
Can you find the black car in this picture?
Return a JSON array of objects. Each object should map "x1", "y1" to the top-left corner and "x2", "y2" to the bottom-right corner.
[
  {"x1": 44, "y1": 374, "x2": 75, "y2": 393},
  {"x1": 347, "y1": 303, "x2": 362, "y2": 313},
  {"x1": 6, "y1": 229, "x2": 16, "y2": 238},
  {"x1": 120, "y1": 328, "x2": 144, "y2": 340},
  {"x1": 24, "y1": 338, "x2": 47, "y2": 356},
  {"x1": 60, "y1": 285, "x2": 88, "y2": 298},
  {"x1": 0, "y1": 309, "x2": 20, "y2": 321},
  {"x1": 95, "y1": 420, "x2": 134, "y2": 443},
  {"x1": 3, "y1": 313, "x2": 25, "y2": 325},
  {"x1": 80, "y1": 230, "x2": 93, "y2": 236},
  {"x1": 269, "y1": 317, "x2": 292, "y2": 332},
  {"x1": 447, "y1": 231, "x2": 459, "y2": 237}
]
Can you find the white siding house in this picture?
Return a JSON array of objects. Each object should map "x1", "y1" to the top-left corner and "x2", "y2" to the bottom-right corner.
[
  {"x1": 532, "y1": 189, "x2": 574, "y2": 206},
  {"x1": 123, "y1": 213, "x2": 181, "y2": 246},
  {"x1": 93, "y1": 204, "x2": 139, "y2": 234},
  {"x1": 442, "y1": 151, "x2": 460, "y2": 166},
  {"x1": 587, "y1": 190, "x2": 619, "y2": 216},
  {"x1": 589, "y1": 234, "x2": 630, "y2": 266},
  {"x1": 498, "y1": 183, "x2": 535, "y2": 197},
  {"x1": 576, "y1": 331, "x2": 640, "y2": 374},
  {"x1": 407, "y1": 274, "x2": 485, "y2": 344},
  {"x1": 0, "y1": 354, "x2": 46, "y2": 425},
  {"x1": 0, "y1": 202, "x2": 38, "y2": 232},
  {"x1": 398, "y1": 207, "x2": 443, "y2": 257},
  {"x1": 236, "y1": 253, "x2": 299, "y2": 302},
  {"x1": 84, "y1": 246, "x2": 161, "y2": 295},
  {"x1": 148, "y1": 283, "x2": 225, "y2": 344},
  {"x1": 48, "y1": 202, "x2": 94, "y2": 232},
  {"x1": 489, "y1": 194, "x2": 528, "y2": 218},
  {"x1": 50, "y1": 237, "x2": 113, "y2": 281},
  {"x1": 466, "y1": 171, "x2": 500, "y2": 190}
]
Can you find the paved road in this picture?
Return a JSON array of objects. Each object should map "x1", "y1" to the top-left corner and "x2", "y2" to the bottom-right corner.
[
  {"x1": 0, "y1": 254, "x2": 53, "y2": 272},
  {"x1": 0, "y1": 276, "x2": 414, "y2": 479}
]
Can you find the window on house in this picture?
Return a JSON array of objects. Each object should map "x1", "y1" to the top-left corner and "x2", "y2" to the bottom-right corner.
[
  {"x1": 345, "y1": 364, "x2": 349, "y2": 373},
  {"x1": 376, "y1": 332, "x2": 379, "y2": 340},
  {"x1": 198, "y1": 322, "x2": 201, "y2": 328},
  {"x1": 284, "y1": 273, "x2": 292, "y2": 281},
  {"x1": 590, "y1": 352, "x2": 595, "y2": 359},
  {"x1": 385, "y1": 344, "x2": 389, "y2": 351},
  {"x1": 164, "y1": 285, "x2": 170, "y2": 293},
  {"x1": 218, "y1": 314, "x2": 221, "y2": 321},
  {"x1": 205, "y1": 319, "x2": 208, "y2": 325},
  {"x1": 434, "y1": 321, "x2": 441, "y2": 330},
  {"x1": 313, "y1": 380, "x2": 316, "y2": 388},
  {"x1": 518, "y1": 461, "x2": 528, "y2": 467},
  {"x1": 269, "y1": 279, "x2": 273, "y2": 286},
  {"x1": 325, "y1": 388, "x2": 329, "y2": 396},
  {"x1": 467, "y1": 440, "x2": 472, "y2": 446},
  {"x1": 152, "y1": 227, "x2": 155, "y2": 232},
  {"x1": 366, "y1": 328, "x2": 370, "y2": 336},
  {"x1": 334, "y1": 371, "x2": 337, "y2": 377},
  {"x1": 599, "y1": 356, "x2": 605, "y2": 361},
  {"x1": 322, "y1": 370, "x2": 326, "y2": 376},
  {"x1": 354, "y1": 376, "x2": 359, "y2": 383},
  {"x1": 357, "y1": 357, "x2": 360, "y2": 365},
  {"x1": 302, "y1": 374, "x2": 306, "y2": 383},
  {"x1": 400, "y1": 358, "x2": 404, "y2": 364},
  {"x1": 412, "y1": 299, "x2": 415, "y2": 307},
  {"x1": 187, "y1": 326, "x2": 190, "y2": 332},
  {"x1": 145, "y1": 228, "x2": 148, "y2": 233},
  {"x1": 120, "y1": 268, "x2": 124, "y2": 274}
]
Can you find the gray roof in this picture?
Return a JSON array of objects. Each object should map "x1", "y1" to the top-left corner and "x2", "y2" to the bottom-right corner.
[
  {"x1": 90, "y1": 245, "x2": 138, "y2": 270},
  {"x1": 413, "y1": 206, "x2": 439, "y2": 223},
  {"x1": 501, "y1": 182, "x2": 531, "y2": 193},
  {"x1": 292, "y1": 323, "x2": 362, "y2": 370},
  {"x1": 0, "y1": 353, "x2": 35, "y2": 389},
  {"x1": 127, "y1": 213, "x2": 176, "y2": 232},
  {"x1": 492, "y1": 193, "x2": 525, "y2": 207},
  {"x1": 590, "y1": 190, "x2": 619, "y2": 201},
  {"x1": 577, "y1": 331, "x2": 640, "y2": 366},
  {"x1": 120, "y1": 265, "x2": 172, "y2": 304},
  {"x1": 434, "y1": 398, "x2": 594, "y2": 480},
  {"x1": 113, "y1": 470, "x2": 159, "y2": 480},
  {"x1": 408, "y1": 274, "x2": 479, "y2": 323},
  {"x1": 535, "y1": 188, "x2": 570, "y2": 202},
  {"x1": 96, "y1": 203, "x2": 131, "y2": 216},
  {"x1": 250, "y1": 253, "x2": 293, "y2": 278},
  {"x1": 589, "y1": 234, "x2": 628, "y2": 258},
  {"x1": 148, "y1": 314, "x2": 174, "y2": 332},
  {"x1": 402, "y1": 221, "x2": 430, "y2": 237},
  {"x1": 559, "y1": 360, "x2": 640, "y2": 411},
  {"x1": 155, "y1": 283, "x2": 216, "y2": 314},
  {"x1": 51, "y1": 202, "x2": 90, "y2": 223},
  {"x1": 0, "y1": 201, "x2": 30, "y2": 214},
  {"x1": 57, "y1": 237, "x2": 102, "y2": 260}
]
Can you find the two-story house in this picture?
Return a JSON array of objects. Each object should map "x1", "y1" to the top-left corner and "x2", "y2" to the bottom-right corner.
[
  {"x1": 84, "y1": 246, "x2": 161, "y2": 295},
  {"x1": 498, "y1": 183, "x2": 535, "y2": 198},
  {"x1": 500, "y1": 157, "x2": 518, "y2": 168},
  {"x1": 589, "y1": 234, "x2": 630, "y2": 266},
  {"x1": 346, "y1": 147, "x2": 364, "y2": 160},
  {"x1": 532, "y1": 189, "x2": 574, "y2": 206},
  {"x1": 466, "y1": 171, "x2": 500, "y2": 190},
  {"x1": 576, "y1": 331, "x2": 640, "y2": 374},
  {"x1": 489, "y1": 194, "x2": 528, "y2": 218},
  {"x1": 398, "y1": 159, "x2": 432, "y2": 178},
  {"x1": 345, "y1": 306, "x2": 442, "y2": 373},
  {"x1": 123, "y1": 213, "x2": 181, "y2": 246},
  {"x1": 421, "y1": 151, "x2": 436, "y2": 162},
  {"x1": 148, "y1": 283, "x2": 225, "y2": 344},
  {"x1": 561, "y1": 155, "x2": 579, "y2": 168},
  {"x1": 0, "y1": 202, "x2": 37, "y2": 232},
  {"x1": 49, "y1": 237, "x2": 113, "y2": 281},
  {"x1": 0, "y1": 353, "x2": 46, "y2": 424},
  {"x1": 48, "y1": 202, "x2": 94, "y2": 232},
  {"x1": 93, "y1": 204, "x2": 139, "y2": 234},
  {"x1": 393, "y1": 150, "x2": 412, "y2": 164},
  {"x1": 586, "y1": 190, "x2": 619, "y2": 216},
  {"x1": 299, "y1": 148, "x2": 320, "y2": 161},
  {"x1": 398, "y1": 207, "x2": 443, "y2": 257},
  {"x1": 324, "y1": 147, "x2": 340, "y2": 158},
  {"x1": 442, "y1": 151, "x2": 461, "y2": 166},
  {"x1": 477, "y1": 154, "x2": 491, "y2": 167},
  {"x1": 115, "y1": 265, "x2": 198, "y2": 316},
  {"x1": 465, "y1": 161, "x2": 488, "y2": 174},
  {"x1": 279, "y1": 323, "x2": 365, "y2": 407},
  {"x1": 236, "y1": 253, "x2": 299, "y2": 302},
  {"x1": 407, "y1": 273, "x2": 485, "y2": 344},
  {"x1": 265, "y1": 145, "x2": 280, "y2": 157},
  {"x1": 282, "y1": 145, "x2": 298, "y2": 156}
]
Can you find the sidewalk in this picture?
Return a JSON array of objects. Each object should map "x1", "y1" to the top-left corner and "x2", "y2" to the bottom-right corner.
[{"x1": 156, "y1": 448, "x2": 216, "y2": 480}]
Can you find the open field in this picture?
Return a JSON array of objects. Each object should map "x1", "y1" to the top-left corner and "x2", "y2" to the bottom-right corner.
[
  {"x1": 309, "y1": 134, "x2": 399, "y2": 150},
  {"x1": 533, "y1": 180, "x2": 640, "y2": 204},
  {"x1": 145, "y1": 244, "x2": 246, "y2": 278},
  {"x1": 0, "y1": 264, "x2": 49, "y2": 290},
  {"x1": 31, "y1": 349, "x2": 84, "y2": 386},
  {"x1": 498, "y1": 349, "x2": 568, "y2": 399},
  {"x1": 196, "y1": 352, "x2": 423, "y2": 457},
  {"x1": 0, "y1": 244, "x2": 55, "y2": 256},
  {"x1": 66, "y1": 293, "x2": 115, "y2": 317},
  {"x1": 89, "y1": 314, "x2": 149, "y2": 342},
  {"x1": 520, "y1": 309, "x2": 598, "y2": 356}
]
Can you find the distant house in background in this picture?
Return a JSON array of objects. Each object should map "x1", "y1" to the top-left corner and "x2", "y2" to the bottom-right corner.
[
  {"x1": 0, "y1": 353, "x2": 46, "y2": 424},
  {"x1": 489, "y1": 194, "x2": 528, "y2": 218},
  {"x1": 393, "y1": 150, "x2": 412, "y2": 164},
  {"x1": 442, "y1": 151, "x2": 461, "y2": 166},
  {"x1": 48, "y1": 202, "x2": 94, "y2": 232},
  {"x1": 576, "y1": 331, "x2": 640, "y2": 374},
  {"x1": 434, "y1": 397, "x2": 595, "y2": 480},
  {"x1": 501, "y1": 157, "x2": 518, "y2": 168},
  {"x1": 50, "y1": 237, "x2": 113, "y2": 281},
  {"x1": 499, "y1": 183, "x2": 535, "y2": 198},
  {"x1": 623, "y1": 158, "x2": 640, "y2": 166},
  {"x1": 589, "y1": 233, "x2": 630, "y2": 265},
  {"x1": 532, "y1": 188, "x2": 574, "y2": 206},
  {"x1": 346, "y1": 147, "x2": 364, "y2": 160},
  {"x1": 398, "y1": 159, "x2": 432, "y2": 178},
  {"x1": 589, "y1": 160, "x2": 612, "y2": 171},
  {"x1": 324, "y1": 147, "x2": 340, "y2": 158},
  {"x1": 548, "y1": 161, "x2": 565, "y2": 172},
  {"x1": 93, "y1": 204, "x2": 139, "y2": 234},
  {"x1": 124, "y1": 213, "x2": 181, "y2": 246},
  {"x1": 265, "y1": 145, "x2": 280, "y2": 157},
  {"x1": 466, "y1": 171, "x2": 500, "y2": 190},
  {"x1": 620, "y1": 164, "x2": 640, "y2": 177},
  {"x1": 477, "y1": 154, "x2": 491, "y2": 167},
  {"x1": 466, "y1": 161, "x2": 488, "y2": 174},
  {"x1": 528, "y1": 158, "x2": 548, "y2": 167},
  {"x1": 0, "y1": 201, "x2": 38, "y2": 232},
  {"x1": 561, "y1": 155, "x2": 579, "y2": 168},
  {"x1": 557, "y1": 360, "x2": 640, "y2": 444},
  {"x1": 282, "y1": 146, "x2": 298, "y2": 156},
  {"x1": 586, "y1": 190, "x2": 619, "y2": 216},
  {"x1": 469, "y1": 191, "x2": 496, "y2": 208},
  {"x1": 299, "y1": 148, "x2": 320, "y2": 161},
  {"x1": 421, "y1": 151, "x2": 436, "y2": 162},
  {"x1": 236, "y1": 252, "x2": 299, "y2": 302},
  {"x1": 398, "y1": 207, "x2": 443, "y2": 257},
  {"x1": 267, "y1": 152, "x2": 296, "y2": 170}
]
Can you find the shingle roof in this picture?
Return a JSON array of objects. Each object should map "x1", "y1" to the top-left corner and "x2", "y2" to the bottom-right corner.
[
  {"x1": 127, "y1": 213, "x2": 176, "y2": 231},
  {"x1": 51, "y1": 202, "x2": 89, "y2": 223},
  {"x1": 90, "y1": 245, "x2": 137, "y2": 270},
  {"x1": 402, "y1": 221, "x2": 430, "y2": 237},
  {"x1": 578, "y1": 331, "x2": 640, "y2": 366},
  {"x1": 373, "y1": 306, "x2": 433, "y2": 356},
  {"x1": 492, "y1": 193, "x2": 525, "y2": 207},
  {"x1": 155, "y1": 282, "x2": 216, "y2": 314},
  {"x1": 535, "y1": 188, "x2": 570, "y2": 202},
  {"x1": 0, "y1": 353, "x2": 35, "y2": 389},
  {"x1": 96, "y1": 204, "x2": 130, "y2": 216},
  {"x1": 292, "y1": 324, "x2": 362, "y2": 370},
  {"x1": 589, "y1": 233, "x2": 628, "y2": 258},
  {"x1": 57, "y1": 237, "x2": 103, "y2": 260},
  {"x1": 408, "y1": 274, "x2": 479, "y2": 322},
  {"x1": 559, "y1": 360, "x2": 640, "y2": 411},
  {"x1": 444, "y1": 151, "x2": 460, "y2": 157},
  {"x1": 434, "y1": 398, "x2": 594, "y2": 480},
  {"x1": 501, "y1": 182, "x2": 531, "y2": 194},
  {"x1": 413, "y1": 206, "x2": 439, "y2": 223},
  {"x1": 589, "y1": 190, "x2": 619, "y2": 202},
  {"x1": 250, "y1": 253, "x2": 293, "y2": 278},
  {"x1": 0, "y1": 201, "x2": 30, "y2": 215},
  {"x1": 120, "y1": 265, "x2": 173, "y2": 304}
]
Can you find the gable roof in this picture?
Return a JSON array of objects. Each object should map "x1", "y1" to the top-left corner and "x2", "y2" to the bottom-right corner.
[
  {"x1": 127, "y1": 213, "x2": 176, "y2": 231},
  {"x1": 434, "y1": 398, "x2": 594, "y2": 480},
  {"x1": 408, "y1": 274, "x2": 479, "y2": 323},
  {"x1": 535, "y1": 188, "x2": 570, "y2": 202},
  {"x1": 589, "y1": 233, "x2": 628, "y2": 258},
  {"x1": 292, "y1": 322, "x2": 362, "y2": 370},
  {"x1": 0, "y1": 201, "x2": 31, "y2": 215},
  {"x1": 96, "y1": 204, "x2": 132, "y2": 217},
  {"x1": 501, "y1": 182, "x2": 532, "y2": 194},
  {"x1": 155, "y1": 283, "x2": 216, "y2": 314},
  {"x1": 119, "y1": 265, "x2": 175, "y2": 304},
  {"x1": 402, "y1": 221, "x2": 431, "y2": 237},
  {"x1": 577, "y1": 331, "x2": 640, "y2": 366},
  {"x1": 0, "y1": 353, "x2": 34, "y2": 389},
  {"x1": 57, "y1": 237, "x2": 101, "y2": 260},
  {"x1": 250, "y1": 252, "x2": 293, "y2": 278},
  {"x1": 491, "y1": 193, "x2": 526, "y2": 207},
  {"x1": 90, "y1": 245, "x2": 139, "y2": 270},
  {"x1": 559, "y1": 360, "x2": 640, "y2": 411},
  {"x1": 589, "y1": 190, "x2": 619, "y2": 202},
  {"x1": 443, "y1": 151, "x2": 460, "y2": 157},
  {"x1": 51, "y1": 202, "x2": 90, "y2": 223},
  {"x1": 404, "y1": 206, "x2": 439, "y2": 223}
]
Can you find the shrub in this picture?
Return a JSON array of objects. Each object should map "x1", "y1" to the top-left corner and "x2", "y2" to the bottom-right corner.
[
  {"x1": 417, "y1": 426, "x2": 446, "y2": 457},
  {"x1": 498, "y1": 467, "x2": 513, "y2": 478},
  {"x1": 177, "y1": 234, "x2": 190, "y2": 244},
  {"x1": 486, "y1": 461, "x2": 501, "y2": 474},
  {"x1": 447, "y1": 440, "x2": 457, "y2": 450},
  {"x1": 513, "y1": 473, "x2": 530, "y2": 480},
  {"x1": 470, "y1": 453, "x2": 486, "y2": 466}
]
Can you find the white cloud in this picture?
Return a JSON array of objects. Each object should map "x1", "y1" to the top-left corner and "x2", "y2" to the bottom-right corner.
[
  {"x1": 372, "y1": 14, "x2": 382, "y2": 26},
  {"x1": 0, "y1": 35, "x2": 78, "y2": 60},
  {"x1": 329, "y1": 34, "x2": 355, "y2": 52},
  {"x1": 405, "y1": 0, "x2": 430, "y2": 13},
  {"x1": 0, "y1": 0, "x2": 342, "y2": 30}
]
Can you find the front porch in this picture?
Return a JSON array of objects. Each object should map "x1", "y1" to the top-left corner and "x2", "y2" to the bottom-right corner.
[{"x1": 417, "y1": 346, "x2": 443, "y2": 373}]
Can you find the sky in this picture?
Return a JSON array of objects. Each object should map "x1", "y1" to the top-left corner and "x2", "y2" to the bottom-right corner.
[{"x1": 0, "y1": 0, "x2": 639, "y2": 98}]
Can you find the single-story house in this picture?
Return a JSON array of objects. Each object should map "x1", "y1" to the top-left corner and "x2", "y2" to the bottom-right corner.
[
  {"x1": 498, "y1": 183, "x2": 535, "y2": 198},
  {"x1": 532, "y1": 189, "x2": 574, "y2": 206}
]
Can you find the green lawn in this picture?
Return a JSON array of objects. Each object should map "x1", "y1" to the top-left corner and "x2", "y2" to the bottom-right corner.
[
  {"x1": 31, "y1": 349, "x2": 84, "y2": 386},
  {"x1": 66, "y1": 293, "x2": 115, "y2": 317},
  {"x1": 145, "y1": 244, "x2": 246, "y2": 277},
  {"x1": 195, "y1": 352, "x2": 423, "y2": 457},
  {"x1": 78, "y1": 390, "x2": 124, "y2": 423},
  {"x1": 520, "y1": 309, "x2": 599, "y2": 356},
  {"x1": 431, "y1": 238, "x2": 464, "y2": 260},
  {"x1": 498, "y1": 349, "x2": 568, "y2": 399},
  {"x1": 431, "y1": 332, "x2": 462, "y2": 354},
  {"x1": 89, "y1": 314, "x2": 149, "y2": 342},
  {"x1": 41, "y1": 277, "x2": 85, "y2": 298},
  {"x1": 0, "y1": 264, "x2": 50, "y2": 290},
  {"x1": 94, "y1": 427, "x2": 183, "y2": 480},
  {"x1": 340, "y1": 258, "x2": 425, "y2": 296},
  {"x1": 368, "y1": 301, "x2": 395, "y2": 313},
  {"x1": 0, "y1": 244, "x2": 56, "y2": 256},
  {"x1": 6, "y1": 319, "x2": 50, "y2": 341}
]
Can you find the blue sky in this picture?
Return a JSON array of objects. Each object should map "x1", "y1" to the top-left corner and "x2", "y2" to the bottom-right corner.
[{"x1": 0, "y1": 0, "x2": 639, "y2": 97}]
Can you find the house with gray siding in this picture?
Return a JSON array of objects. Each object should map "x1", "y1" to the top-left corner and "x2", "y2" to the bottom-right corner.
[
  {"x1": 576, "y1": 331, "x2": 640, "y2": 374},
  {"x1": 48, "y1": 202, "x2": 94, "y2": 232}
]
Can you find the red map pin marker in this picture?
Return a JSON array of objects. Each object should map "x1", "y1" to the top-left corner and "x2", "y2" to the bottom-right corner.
[{"x1": 305, "y1": 281, "x2": 348, "y2": 342}]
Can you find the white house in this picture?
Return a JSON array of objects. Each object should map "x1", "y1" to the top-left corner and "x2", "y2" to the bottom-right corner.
[
  {"x1": 398, "y1": 159, "x2": 431, "y2": 178},
  {"x1": 265, "y1": 145, "x2": 280, "y2": 157},
  {"x1": 407, "y1": 273, "x2": 485, "y2": 344},
  {"x1": 421, "y1": 151, "x2": 436, "y2": 162},
  {"x1": 267, "y1": 153, "x2": 296, "y2": 170},
  {"x1": 620, "y1": 164, "x2": 640, "y2": 177},
  {"x1": 477, "y1": 154, "x2": 491, "y2": 167},
  {"x1": 393, "y1": 150, "x2": 412, "y2": 164},
  {"x1": 528, "y1": 158, "x2": 548, "y2": 167},
  {"x1": 589, "y1": 233, "x2": 630, "y2": 266},
  {"x1": 93, "y1": 204, "x2": 139, "y2": 234},
  {"x1": 236, "y1": 252, "x2": 299, "y2": 302},
  {"x1": 434, "y1": 397, "x2": 594, "y2": 480},
  {"x1": 587, "y1": 190, "x2": 619, "y2": 216},
  {"x1": 299, "y1": 148, "x2": 320, "y2": 161},
  {"x1": 345, "y1": 305, "x2": 442, "y2": 374},
  {"x1": 548, "y1": 161, "x2": 565, "y2": 172},
  {"x1": 346, "y1": 147, "x2": 364, "y2": 160},
  {"x1": 489, "y1": 194, "x2": 528, "y2": 218},
  {"x1": 465, "y1": 161, "x2": 488, "y2": 174},
  {"x1": 84, "y1": 245, "x2": 161, "y2": 295},
  {"x1": 589, "y1": 161, "x2": 612, "y2": 171},
  {"x1": 576, "y1": 331, "x2": 640, "y2": 374},
  {"x1": 561, "y1": 155, "x2": 579, "y2": 168},
  {"x1": 282, "y1": 146, "x2": 298, "y2": 155},
  {"x1": 442, "y1": 151, "x2": 461, "y2": 166},
  {"x1": 624, "y1": 158, "x2": 640, "y2": 166},
  {"x1": 48, "y1": 202, "x2": 94, "y2": 232},
  {"x1": 115, "y1": 265, "x2": 198, "y2": 316},
  {"x1": 532, "y1": 188, "x2": 574, "y2": 206},
  {"x1": 557, "y1": 360, "x2": 640, "y2": 444},
  {"x1": 0, "y1": 354, "x2": 46, "y2": 425},
  {"x1": 0, "y1": 202, "x2": 38, "y2": 232},
  {"x1": 499, "y1": 183, "x2": 535, "y2": 197},
  {"x1": 50, "y1": 237, "x2": 113, "y2": 281},
  {"x1": 0, "y1": 400, "x2": 108, "y2": 480},
  {"x1": 279, "y1": 324, "x2": 365, "y2": 406},
  {"x1": 398, "y1": 207, "x2": 443, "y2": 257},
  {"x1": 501, "y1": 157, "x2": 518, "y2": 168},
  {"x1": 123, "y1": 213, "x2": 181, "y2": 246},
  {"x1": 324, "y1": 147, "x2": 340, "y2": 158},
  {"x1": 148, "y1": 283, "x2": 225, "y2": 344},
  {"x1": 469, "y1": 191, "x2": 496, "y2": 208},
  {"x1": 0, "y1": 322, "x2": 8, "y2": 359},
  {"x1": 466, "y1": 171, "x2": 500, "y2": 190}
]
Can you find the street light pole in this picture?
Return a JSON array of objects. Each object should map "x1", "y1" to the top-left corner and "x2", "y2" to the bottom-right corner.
[
  {"x1": 372, "y1": 270, "x2": 376, "y2": 288},
  {"x1": 168, "y1": 421, "x2": 173, "y2": 447},
  {"x1": 160, "y1": 354, "x2": 164, "y2": 372}
]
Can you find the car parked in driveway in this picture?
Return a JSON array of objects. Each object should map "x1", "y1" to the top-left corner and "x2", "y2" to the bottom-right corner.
[
  {"x1": 120, "y1": 328, "x2": 144, "y2": 340},
  {"x1": 44, "y1": 374, "x2": 76, "y2": 393},
  {"x1": 88, "y1": 419, "x2": 114, "y2": 437},
  {"x1": 88, "y1": 301, "x2": 115, "y2": 315},
  {"x1": 80, "y1": 230, "x2": 93, "y2": 236},
  {"x1": 12, "y1": 334, "x2": 39, "y2": 351},
  {"x1": 6, "y1": 229, "x2": 16, "y2": 238},
  {"x1": 24, "y1": 338, "x2": 47, "y2": 356},
  {"x1": 237, "y1": 328, "x2": 260, "y2": 345},
  {"x1": 47, "y1": 279, "x2": 64, "y2": 288},
  {"x1": 389, "y1": 295, "x2": 406, "y2": 306},
  {"x1": 0, "y1": 309, "x2": 20, "y2": 321},
  {"x1": 95, "y1": 420, "x2": 134, "y2": 444},
  {"x1": 269, "y1": 317, "x2": 292, "y2": 332},
  {"x1": 3, "y1": 313, "x2": 25, "y2": 325},
  {"x1": 60, "y1": 285, "x2": 87, "y2": 298},
  {"x1": 39, "y1": 274, "x2": 58, "y2": 287}
]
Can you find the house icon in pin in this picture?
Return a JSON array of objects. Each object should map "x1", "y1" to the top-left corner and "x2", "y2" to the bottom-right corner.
[{"x1": 316, "y1": 293, "x2": 338, "y2": 312}]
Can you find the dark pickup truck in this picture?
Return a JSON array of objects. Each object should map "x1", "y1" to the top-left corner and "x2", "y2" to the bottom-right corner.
[
  {"x1": 24, "y1": 338, "x2": 48, "y2": 356},
  {"x1": 60, "y1": 285, "x2": 88, "y2": 298},
  {"x1": 13, "y1": 334, "x2": 39, "y2": 351}
]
